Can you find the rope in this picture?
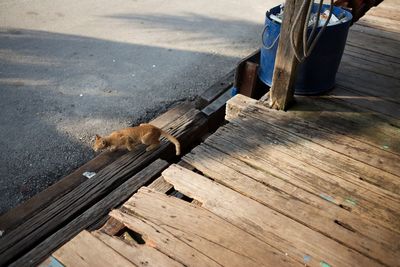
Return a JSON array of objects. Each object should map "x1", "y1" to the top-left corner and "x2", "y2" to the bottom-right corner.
[{"x1": 290, "y1": 0, "x2": 334, "y2": 62}]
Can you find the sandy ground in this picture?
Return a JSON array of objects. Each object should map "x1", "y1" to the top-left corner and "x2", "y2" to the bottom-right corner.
[{"x1": 0, "y1": 0, "x2": 281, "y2": 214}]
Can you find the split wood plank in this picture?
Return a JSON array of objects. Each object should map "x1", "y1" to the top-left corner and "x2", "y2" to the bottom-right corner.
[
  {"x1": 53, "y1": 230, "x2": 135, "y2": 267},
  {"x1": 0, "y1": 101, "x2": 194, "y2": 235},
  {"x1": 99, "y1": 216, "x2": 126, "y2": 236},
  {"x1": 119, "y1": 188, "x2": 300, "y2": 267},
  {"x1": 226, "y1": 108, "x2": 400, "y2": 197},
  {"x1": 204, "y1": 125, "x2": 400, "y2": 233},
  {"x1": 92, "y1": 231, "x2": 183, "y2": 267},
  {"x1": 147, "y1": 176, "x2": 173, "y2": 194},
  {"x1": 109, "y1": 209, "x2": 222, "y2": 267},
  {"x1": 183, "y1": 147, "x2": 400, "y2": 266},
  {"x1": 162, "y1": 165, "x2": 381, "y2": 267},
  {"x1": 9, "y1": 159, "x2": 169, "y2": 267}
]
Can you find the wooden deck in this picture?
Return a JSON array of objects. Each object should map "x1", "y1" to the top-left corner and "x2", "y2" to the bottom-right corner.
[{"x1": 47, "y1": 2, "x2": 399, "y2": 267}]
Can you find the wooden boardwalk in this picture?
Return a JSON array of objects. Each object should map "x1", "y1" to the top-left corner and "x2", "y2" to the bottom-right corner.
[{"x1": 48, "y1": 2, "x2": 400, "y2": 267}]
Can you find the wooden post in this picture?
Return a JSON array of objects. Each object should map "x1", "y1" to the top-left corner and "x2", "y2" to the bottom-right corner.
[{"x1": 269, "y1": 0, "x2": 311, "y2": 110}]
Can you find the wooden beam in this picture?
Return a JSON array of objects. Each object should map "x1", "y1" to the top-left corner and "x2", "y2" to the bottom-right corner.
[
  {"x1": 269, "y1": 0, "x2": 310, "y2": 110},
  {"x1": 0, "y1": 102, "x2": 194, "y2": 235},
  {"x1": 9, "y1": 159, "x2": 169, "y2": 267}
]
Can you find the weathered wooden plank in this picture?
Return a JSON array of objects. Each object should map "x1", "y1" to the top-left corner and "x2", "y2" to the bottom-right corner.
[
  {"x1": 201, "y1": 89, "x2": 232, "y2": 117},
  {"x1": 5, "y1": 158, "x2": 169, "y2": 267},
  {"x1": 230, "y1": 94, "x2": 400, "y2": 154},
  {"x1": 220, "y1": 112, "x2": 400, "y2": 204},
  {"x1": 326, "y1": 85, "x2": 400, "y2": 121},
  {"x1": 195, "y1": 70, "x2": 234, "y2": 109},
  {"x1": 0, "y1": 150, "x2": 125, "y2": 235},
  {"x1": 202, "y1": 89, "x2": 233, "y2": 132},
  {"x1": 259, "y1": 93, "x2": 400, "y2": 155},
  {"x1": 162, "y1": 165, "x2": 381, "y2": 267},
  {"x1": 53, "y1": 230, "x2": 135, "y2": 267},
  {"x1": 147, "y1": 176, "x2": 173, "y2": 194},
  {"x1": 121, "y1": 188, "x2": 300, "y2": 267},
  {"x1": 359, "y1": 14, "x2": 400, "y2": 33},
  {"x1": 227, "y1": 96, "x2": 400, "y2": 181},
  {"x1": 269, "y1": 0, "x2": 309, "y2": 110},
  {"x1": 235, "y1": 61, "x2": 259, "y2": 98},
  {"x1": 0, "y1": 102, "x2": 194, "y2": 235},
  {"x1": 350, "y1": 23, "x2": 400, "y2": 42},
  {"x1": 183, "y1": 147, "x2": 400, "y2": 266},
  {"x1": 340, "y1": 53, "x2": 400, "y2": 80},
  {"x1": 110, "y1": 209, "x2": 223, "y2": 267},
  {"x1": 99, "y1": 216, "x2": 125, "y2": 236},
  {"x1": 336, "y1": 65, "x2": 400, "y2": 103},
  {"x1": 346, "y1": 29, "x2": 400, "y2": 60},
  {"x1": 292, "y1": 96, "x2": 400, "y2": 152},
  {"x1": 92, "y1": 231, "x2": 183, "y2": 267},
  {"x1": 204, "y1": 125, "x2": 400, "y2": 233},
  {"x1": 344, "y1": 44, "x2": 400, "y2": 67}
]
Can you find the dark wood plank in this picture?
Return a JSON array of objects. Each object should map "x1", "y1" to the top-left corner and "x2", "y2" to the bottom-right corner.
[
  {"x1": 269, "y1": 0, "x2": 309, "y2": 110},
  {"x1": 201, "y1": 89, "x2": 232, "y2": 132},
  {"x1": 2, "y1": 109, "x2": 208, "y2": 266},
  {"x1": 195, "y1": 69, "x2": 234, "y2": 109},
  {"x1": 98, "y1": 217, "x2": 125, "y2": 236},
  {"x1": 0, "y1": 101, "x2": 194, "y2": 235},
  {"x1": 9, "y1": 159, "x2": 169, "y2": 267},
  {"x1": 236, "y1": 61, "x2": 259, "y2": 98}
]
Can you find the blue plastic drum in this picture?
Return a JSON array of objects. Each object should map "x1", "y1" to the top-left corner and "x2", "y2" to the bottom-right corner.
[{"x1": 259, "y1": 4, "x2": 352, "y2": 95}]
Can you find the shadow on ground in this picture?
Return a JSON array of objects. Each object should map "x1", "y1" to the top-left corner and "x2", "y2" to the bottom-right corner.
[{"x1": 0, "y1": 23, "x2": 249, "y2": 214}]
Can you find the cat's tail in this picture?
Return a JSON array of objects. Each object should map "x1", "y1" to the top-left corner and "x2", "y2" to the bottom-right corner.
[{"x1": 160, "y1": 130, "x2": 181, "y2": 156}]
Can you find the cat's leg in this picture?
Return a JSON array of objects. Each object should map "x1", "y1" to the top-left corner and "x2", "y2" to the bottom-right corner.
[
  {"x1": 142, "y1": 133, "x2": 160, "y2": 152},
  {"x1": 125, "y1": 137, "x2": 135, "y2": 151},
  {"x1": 146, "y1": 141, "x2": 160, "y2": 151},
  {"x1": 109, "y1": 145, "x2": 117, "y2": 152}
]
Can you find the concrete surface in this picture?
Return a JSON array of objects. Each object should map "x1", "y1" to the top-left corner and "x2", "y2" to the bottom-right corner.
[{"x1": 0, "y1": 0, "x2": 280, "y2": 214}]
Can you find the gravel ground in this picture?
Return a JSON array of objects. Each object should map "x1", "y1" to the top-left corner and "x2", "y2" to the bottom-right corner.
[{"x1": 0, "y1": 0, "x2": 281, "y2": 215}]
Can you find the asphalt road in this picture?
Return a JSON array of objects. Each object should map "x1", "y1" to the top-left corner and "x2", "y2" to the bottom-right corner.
[{"x1": 0, "y1": 0, "x2": 280, "y2": 214}]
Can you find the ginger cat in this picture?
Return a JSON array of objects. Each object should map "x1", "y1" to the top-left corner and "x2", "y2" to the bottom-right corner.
[{"x1": 93, "y1": 123, "x2": 181, "y2": 155}]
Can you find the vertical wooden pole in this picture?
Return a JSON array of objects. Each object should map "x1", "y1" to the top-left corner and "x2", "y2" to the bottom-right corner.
[{"x1": 269, "y1": 0, "x2": 311, "y2": 110}]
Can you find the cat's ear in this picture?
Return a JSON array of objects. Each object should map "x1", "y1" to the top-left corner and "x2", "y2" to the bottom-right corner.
[{"x1": 95, "y1": 134, "x2": 101, "y2": 140}]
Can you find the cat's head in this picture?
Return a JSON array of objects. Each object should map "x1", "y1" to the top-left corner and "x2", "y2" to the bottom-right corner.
[{"x1": 93, "y1": 134, "x2": 108, "y2": 151}]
